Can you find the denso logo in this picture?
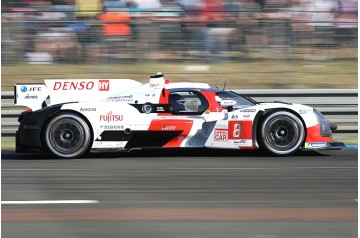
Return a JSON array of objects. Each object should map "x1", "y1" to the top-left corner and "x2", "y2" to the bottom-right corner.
[
  {"x1": 53, "y1": 81, "x2": 95, "y2": 90},
  {"x1": 100, "y1": 111, "x2": 123, "y2": 122}
]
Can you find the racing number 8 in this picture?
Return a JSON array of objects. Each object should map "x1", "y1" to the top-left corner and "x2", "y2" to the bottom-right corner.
[{"x1": 233, "y1": 123, "x2": 241, "y2": 138}]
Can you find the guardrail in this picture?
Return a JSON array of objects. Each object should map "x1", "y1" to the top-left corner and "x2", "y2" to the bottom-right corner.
[{"x1": 2, "y1": 89, "x2": 357, "y2": 137}]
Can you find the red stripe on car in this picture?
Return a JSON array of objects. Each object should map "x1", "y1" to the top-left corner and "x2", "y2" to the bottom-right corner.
[
  {"x1": 149, "y1": 120, "x2": 194, "y2": 147},
  {"x1": 305, "y1": 123, "x2": 331, "y2": 143}
]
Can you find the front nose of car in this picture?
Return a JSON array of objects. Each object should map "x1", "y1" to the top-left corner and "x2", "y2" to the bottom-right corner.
[{"x1": 314, "y1": 109, "x2": 334, "y2": 137}]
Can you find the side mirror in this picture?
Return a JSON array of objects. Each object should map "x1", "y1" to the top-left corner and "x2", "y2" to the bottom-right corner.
[
  {"x1": 219, "y1": 99, "x2": 236, "y2": 107},
  {"x1": 219, "y1": 99, "x2": 236, "y2": 112}
]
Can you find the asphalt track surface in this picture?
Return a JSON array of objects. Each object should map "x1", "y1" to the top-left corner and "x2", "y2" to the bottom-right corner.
[{"x1": 2, "y1": 148, "x2": 358, "y2": 238}]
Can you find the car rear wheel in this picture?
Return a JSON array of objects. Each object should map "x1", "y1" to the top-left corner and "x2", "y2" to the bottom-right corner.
[
  {"x1": 44, "y1": 112, "x2": 91, "y2": 158},
  {"x1": 259, "y1": 111, "x2": 305, "y2": 156}
]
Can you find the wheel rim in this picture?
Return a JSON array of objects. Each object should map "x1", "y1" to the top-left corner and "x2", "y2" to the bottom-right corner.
[
  {"x1": 262, "y1": 113, "x2": 304, "y2": 154},
  {"x1": 45, "y1": 114, "x2": 90, "y2": 158}
]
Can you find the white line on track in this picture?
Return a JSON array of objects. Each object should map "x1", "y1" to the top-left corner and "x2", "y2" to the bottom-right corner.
[
  {"x1": 1, "y1": 200, "x2": 99, "y2": 205},
  {"x1": 2, "y1": 169, "x2": 99, "y2": 171}
]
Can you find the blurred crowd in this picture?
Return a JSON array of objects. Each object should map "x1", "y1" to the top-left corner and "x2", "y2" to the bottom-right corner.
[{"x1": 1, "y1": 0, "x2": 358, "y2": 63}]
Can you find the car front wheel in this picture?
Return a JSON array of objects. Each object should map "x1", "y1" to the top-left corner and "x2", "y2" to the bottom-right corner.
[
  {"x1": 259, "y1": 111, "x2": 305, "y2": 156},
  {"x1": 44, "y1": 112, "x2": 91, "y2": 158}
]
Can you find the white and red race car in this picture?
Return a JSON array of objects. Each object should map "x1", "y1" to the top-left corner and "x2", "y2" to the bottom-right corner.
[{"x1": 14, "y1": 73, "x2": 344, "y2": 158}]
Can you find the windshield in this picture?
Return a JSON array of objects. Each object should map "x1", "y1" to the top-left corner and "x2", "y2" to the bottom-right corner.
[{"x1": 216, "y1": 91, "x2": 256, "y2": 109}]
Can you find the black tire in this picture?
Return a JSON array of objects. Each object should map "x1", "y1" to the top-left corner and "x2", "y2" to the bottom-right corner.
[
  {"x1": 259, "y1": 111, "x2": 305, "y2": 156},
  {"x1": 44, "y1": 112, "x2": 91, "y2": 158}
]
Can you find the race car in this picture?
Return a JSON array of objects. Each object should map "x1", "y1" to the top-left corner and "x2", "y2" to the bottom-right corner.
[{"x1": 14, "y1": 73, "x2": 345, "y2": 158}]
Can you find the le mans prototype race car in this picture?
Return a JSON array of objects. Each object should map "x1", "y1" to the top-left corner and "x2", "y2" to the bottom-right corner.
[{"x1": 14, "y1": 73, "x2": 345, "y2": 158}]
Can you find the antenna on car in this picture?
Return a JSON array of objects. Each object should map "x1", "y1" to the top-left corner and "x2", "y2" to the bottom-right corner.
[{"x1": 222, "y1": 81, "x2": 227, "y2": 91}]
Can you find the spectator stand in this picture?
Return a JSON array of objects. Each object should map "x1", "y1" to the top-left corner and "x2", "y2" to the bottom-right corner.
[
  {"x1": 334, "y1": 0, "x2": 358, "y2": 48},
  {"x1": 1, "y1": 0, "x2": 358, "y2": 63},
  {"x1": 98, "y1": 1, "x2": 132, "y2": 63}
]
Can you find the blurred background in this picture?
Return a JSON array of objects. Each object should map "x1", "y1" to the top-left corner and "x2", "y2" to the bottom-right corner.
[{"x1": 1, "y1": 0, "x2": 358, "y2": 90}]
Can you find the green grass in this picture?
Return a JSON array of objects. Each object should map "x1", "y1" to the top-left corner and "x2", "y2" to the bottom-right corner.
[
  {"x1": 2, "y1": 61, "x2": 357, "y2": 91},
  {"x1": 1, "y1": 137, "x2": 15, "y2": 151}
]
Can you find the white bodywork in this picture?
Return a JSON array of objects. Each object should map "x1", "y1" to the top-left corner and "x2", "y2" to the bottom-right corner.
[{"x1": 14, "y1": 73, "x2": 334, "y2": 154}]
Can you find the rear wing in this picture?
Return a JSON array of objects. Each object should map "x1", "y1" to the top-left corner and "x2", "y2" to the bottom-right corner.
[
  {"x1": 14, "y1": 79, "x2": 142, "y2": 111},
  {"x1": 14, "y1": 73, "x2": 181, "y2": 111}
]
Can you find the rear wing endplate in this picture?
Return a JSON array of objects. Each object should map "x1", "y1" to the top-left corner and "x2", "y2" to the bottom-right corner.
[{"x1": 14, "y1": 84, "x2": 49, "y2": 111}]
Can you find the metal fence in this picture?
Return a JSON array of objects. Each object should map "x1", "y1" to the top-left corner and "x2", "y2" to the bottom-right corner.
[
  {"x1": 2, "y1": 89, "x2": 357, "y2": 137},
  {"x1": 2, "y1": 5, "x2": 358, "y2": 64}
]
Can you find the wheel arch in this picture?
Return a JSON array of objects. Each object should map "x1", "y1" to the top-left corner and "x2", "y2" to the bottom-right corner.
[{"x1": 253, "y1": 108, "x2": 307, "y2": 150}]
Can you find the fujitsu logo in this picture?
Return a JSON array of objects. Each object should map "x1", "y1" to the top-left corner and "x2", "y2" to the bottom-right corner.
[{"x1": 100, "y1": 111, "x2": 123, "y2": 122}]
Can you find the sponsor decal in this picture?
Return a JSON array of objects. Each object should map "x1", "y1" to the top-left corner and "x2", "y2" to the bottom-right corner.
[
  {"x1": 98, "y1": 80, "x2": 110, "y2": 91},
  {"x1": 23, "y1": 125, "x2": 40, "y2": 129},
  {"x1": 307, "y1": 142, "x2": 328, "y2": 148},
  {"x1": 214, "y1": 129, "x2": 228, "y2": 141},
  {"x1": 231, "y1": 114, "x2": 238, "y2": 119},
  {"x1": 24, "y1": 94, "x2": 38, "y2": 99},
  {"x1": 149, "y1": 83, "x2": 161, "y2": 88},
  {"x1": 239, "y1": 109, "x2": 256, "y2": 113},
  {"x1": 80, "y1": 107, "x2": 96, "y2": 112},
  {"x1": 20, "y1": 86, "x2": 41, "y2": 93},
  {"x1": 103, "y1": 125, "x2": 124, "y2": 130},
  {"x1": 243, "y1": 114, "x2": 250, "y2": 118},
  {"x1": 162, "y1": 126, "x2": 176, "y2": 131},
  {"x1": 93, "y1": 141, "x2": 127, "y2": 148},
  {"x1": 100, "y1": 111, "x2": 123, "y2": 122},
  {"x1": 107, "y1": 95, "x2": 133, "y2": 102},
  {"x1": 216, "y1": 123, "x2": 228, "y2": 129},
  {"x1": 53, "y1": 81, "x2": 94, "y2": 90},
  {"x1": 157, "y1": 107, "x2": 165, "y2": 112},
  {"x1": 21, "y1": 86, "x2": 27, "y2": 93},
  {"x1": 234, "y1": 140, "x2": 247, "y2": 145},
  {"x1": 299, "y1": 109, "x2": 312, "y2": 114}
]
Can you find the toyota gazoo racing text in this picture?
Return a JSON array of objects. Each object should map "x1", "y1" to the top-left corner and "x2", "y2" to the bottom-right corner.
[{"x1": 14, "y1": 73, "x2": 345, "y2": 158}]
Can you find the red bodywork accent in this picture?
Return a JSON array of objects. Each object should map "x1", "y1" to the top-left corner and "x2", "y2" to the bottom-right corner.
[
  {"x1": 202, "y1": 91, "x2": 224, "y2": 112},
  {"x1": 228, "y1": 121, "x2": 252, "y2": 140},
  {"x1": 228, "y1": 120, "x2": 254, "y2": 149},
  {"x1": 149, "y1": 120, "x2": 193, "y2": 147},
  {"x1": 239, "y1": 146, "x2": 255, "y2": 150},
  {"x1": 157, "y1": 88, "x2": 171, "y2": 116},
  {"x1": 21, "y1": 109, "x2": 33, "y2": 115},
  {"x1": 159, "y1": 88, "x2": 170, "y2": 104},
  {"x1": 305, "y1": 123, "x2": 332, "y2": 143}
]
